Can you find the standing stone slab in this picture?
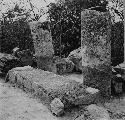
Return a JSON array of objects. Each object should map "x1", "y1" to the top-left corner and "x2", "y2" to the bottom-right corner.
[
  {"x1": 81, "y1": 10, "x2": 111, "y2": 97},
  {"x1": 29, "y1": 21, "x2": 55, "y2": 72}
]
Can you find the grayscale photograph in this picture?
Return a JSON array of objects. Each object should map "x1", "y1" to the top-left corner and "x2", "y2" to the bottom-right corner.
[{"x1": 0, "y1": 0, "x2": 124, "y2": 120}]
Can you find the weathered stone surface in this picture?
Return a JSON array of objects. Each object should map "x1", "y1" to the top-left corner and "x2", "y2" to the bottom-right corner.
[
  {"x1": 29, "y1": 21, "x2": 54, "y2": 57},
  {"x1": 55, "y1": 58, "x2": 75, "y2": 74},
  {"x1": 16, "y1": 49, "x2": 33, "y2": 66},
  {"x1": 67, "y1": 47, "x2": 82, "y2": 71},
  {"x1": 7, "y1": 66, "x2": 33, "y2": 84},
  {"x1": 7, "y1": 67, "x2": 100, "y2": 114},
  {"x1": 81, "y1": 10, "x2": 112, "y2": 96},
  {"x1": 81, "y1": 9, "x2": 111, "y2": 71},
  {"x1": 50, "y1": 98, "x2": 64, "y2": 116},
  {"x1": 74, "y1": 87, "x2": 100, "y2": 105},
  {"x1": 29, "y1": 21, "x2": 55, "y2": 72},
  {"x1": 85, "y1": 104, "x2": 110, "y2": 120},
  {"x1": 36, "y1": 56, "x2": 57, "y2": 73},
  {"x1": 82, "y1": 67, "x2": 111, "y2": 97}
]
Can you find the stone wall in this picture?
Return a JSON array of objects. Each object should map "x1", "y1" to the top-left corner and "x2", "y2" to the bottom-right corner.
[
  {"x1": 29, "y1": 21, "x2": 55, "y2": 72},
  {"x1": 81, "y1": 10, "x2": 112, "y2": 97}
]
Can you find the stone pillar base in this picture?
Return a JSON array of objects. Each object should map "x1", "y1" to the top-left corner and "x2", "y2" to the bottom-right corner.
[
  {"x1": 82, "y1": 66, "x2": 111, "y2": 97},
  {"x1": 36, "y1": 56, "x2": 57, "y2": 73}
]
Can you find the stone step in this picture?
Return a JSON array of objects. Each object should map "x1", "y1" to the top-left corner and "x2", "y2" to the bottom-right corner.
[{"x1": 6, "y1": 66, "x2": 100, "y2": 116}]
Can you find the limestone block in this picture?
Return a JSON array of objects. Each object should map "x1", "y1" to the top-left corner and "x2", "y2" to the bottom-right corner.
[
  {"x1": 7, "y1": 67, "x2": 100, "y2": 116},
  {"x1": 73, "y1": 87, "x2": 100, "y2": 105},
  {"x1": 55, "y1": 58, "x2": 75, "y2": 74},
  {"x1": 29, "y1": 21, "x2": 54, "y2": 58},
  {"x1": 7, "y1": 70, "x2": 18, "y2": 83},
  {"x1": 36, "y1": 56, "x2": 56, "y2": 73},
  {"x1": 50, "y1": 98, "x2": 64, "y2": 116},
  {"x1": 29, "y1": 21, "x2": 55, "y2": 72},
  {"x1": 81, "y1": 9, "x2": 111, "y2": 70},
  {"x1": 67, "y1": 47, "x2": 82, "y2": 71},
  {"x1": 81, "y1": 10, "x2": 112, "y2": 96}
]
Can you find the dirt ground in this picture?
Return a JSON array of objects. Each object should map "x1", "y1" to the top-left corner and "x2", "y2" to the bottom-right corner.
[{"x1": 0, "y1": 74, "x2": 125, "y2": 120}]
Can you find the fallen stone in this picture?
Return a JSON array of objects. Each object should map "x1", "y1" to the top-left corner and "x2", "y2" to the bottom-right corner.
[
  {"x1": 55, "y1": 58, "x2": 75, "y2": 74},
  {"x1": 67, "y1": 47, "x2": 82, "y2": 72},
  {"x1": 86, "y1": 104, "x2": 110, "y2": 120},
  {"x1": 7, "y1": 67, "x2": 100, "y2": 116},
  {"x1": 50, "y1": 98, "x2": 64, "y2": 116}
]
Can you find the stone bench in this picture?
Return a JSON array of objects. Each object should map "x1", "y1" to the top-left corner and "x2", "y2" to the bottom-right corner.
[{"x1": 6, "y1": 66, "x2": 100, "y2": 116}]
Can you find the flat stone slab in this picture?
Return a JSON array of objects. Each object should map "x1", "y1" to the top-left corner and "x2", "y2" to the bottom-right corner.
[{"x1": 6, "y1": 66, "x2": 99, "y2": 115}]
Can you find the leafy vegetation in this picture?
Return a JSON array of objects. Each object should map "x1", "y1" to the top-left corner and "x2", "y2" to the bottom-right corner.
[
  {"x1": 0, "y1": 0, "x2": 124, "y2": 63},
  {"x1": 0, "y1": 0, "x2": 47, "y2": 53},
  {"x1": 48, "y1": 0, "x2": 108, "y2": 57}
]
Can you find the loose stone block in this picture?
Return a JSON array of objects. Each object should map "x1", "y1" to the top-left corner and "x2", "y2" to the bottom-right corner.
[
  {"x1": 50, "y1": 98, "x2": 64, "y2": 116},
  {"x1": 67, "y1": 47, "x2": 82, "y2": 71},
  {"x1": 55, "y1": 58, "x2": 75, "y2": 74}
]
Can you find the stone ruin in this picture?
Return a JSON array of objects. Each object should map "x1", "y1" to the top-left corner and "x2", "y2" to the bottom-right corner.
[
  {"x1": 81, "y1": 9, "x2": 112, "y2": 97},
  {"x1": 29, "y1": 21, "x2": 76, "y2": 74},
  {"x1": 29, "y1": 21, "x2": 56, "y2": 72},
  {"x1": 7, "y1": 66, "x2": 99, "y2": 116},
  {"x1": 28, "y1": 10, "x2": 113, "y2": 97}
]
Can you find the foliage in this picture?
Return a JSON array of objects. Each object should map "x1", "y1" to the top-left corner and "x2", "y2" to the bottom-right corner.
[
  {"x1": 111, "y1": 21, "x2": 124, "y2": 66},
  {"x1": 107, "y1": 0, "x2": 124, "y2": 66},
  {"x1": 1, "y1": 20, "x2": 34, "y2": 53},
  {"x1": 0, "y1": 0, "x2": 49, "y2": 53},
  {"x1": 106, "y1": 0, "x2": 124, "y2": 22},
  {"x1": 0, "y1": 3, "x2": 34, "y2": 53},
  {"x1": 48, "y1": 0, "x2": 108, "y2": 57}
]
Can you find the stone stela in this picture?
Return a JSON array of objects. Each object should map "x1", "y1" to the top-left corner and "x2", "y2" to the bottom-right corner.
[
  {"x1": 81, "y1": 10, "x2": 112, "y2": 97},
  {"x1": 29, "y1": 21, "x2": 56, "y2": 72}
]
